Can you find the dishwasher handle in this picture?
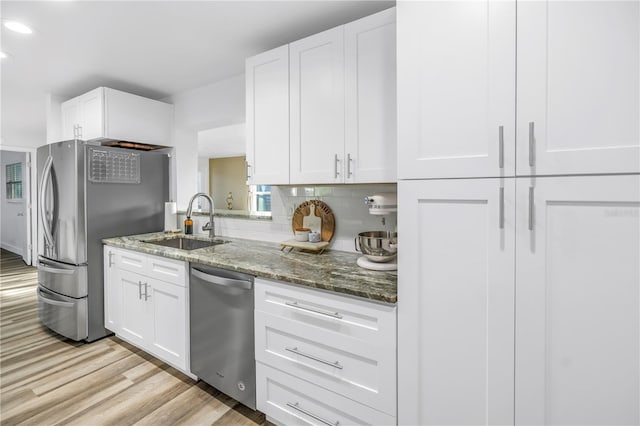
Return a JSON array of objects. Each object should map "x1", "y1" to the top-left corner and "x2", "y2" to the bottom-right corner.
[{"x1": 191, "y1": 268, "x2": 253, "y2": 290}]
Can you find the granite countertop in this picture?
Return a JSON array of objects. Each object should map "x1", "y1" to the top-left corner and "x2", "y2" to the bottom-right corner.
[{"x1": 103, "y1": 232, "x2": 397, "y2": 304}]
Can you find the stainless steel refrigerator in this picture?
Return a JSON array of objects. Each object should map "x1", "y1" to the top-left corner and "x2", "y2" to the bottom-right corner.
[{"x1": 37, "y1": 140, "x2": 169, "y2": 342}]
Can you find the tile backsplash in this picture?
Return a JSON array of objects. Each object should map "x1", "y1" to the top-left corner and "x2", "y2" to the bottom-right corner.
[{"x1": 184, "y1": 183, "x2": 397, "y2": 253}]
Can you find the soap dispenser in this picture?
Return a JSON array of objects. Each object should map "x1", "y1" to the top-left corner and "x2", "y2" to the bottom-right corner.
[{"x1": 184, "y1": 216, "x2": 193, "y2": 235}]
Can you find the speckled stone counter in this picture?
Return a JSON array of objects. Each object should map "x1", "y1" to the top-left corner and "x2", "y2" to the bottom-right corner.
[{"x1": 103, "y1": 232, "x2": 397, "y2": 304}]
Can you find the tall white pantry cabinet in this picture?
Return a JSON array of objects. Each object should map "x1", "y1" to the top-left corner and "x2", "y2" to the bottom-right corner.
[{"x1": 397, "y1": 1, "x2": 640, "y2": 426}]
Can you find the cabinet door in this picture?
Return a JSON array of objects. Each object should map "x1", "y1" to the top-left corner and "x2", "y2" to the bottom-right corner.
[
  {"x1": 61, "y1": 99, "x2": 80, "y2": 140},
  {"x1": 290, "y1": 26, "x2": 345, "y2": 184},
  {"x1": 103, "y1": 247, "x2": 119, "y2": 332},
  {"x1": 117, "y1": 269, "x2": 149, "y2": 348},
  {"x1": 246, "y1": 46, "x2": 290, "y2": 185},
  {"x1": 103, "y1": 88, "x2": 173, "y2": 145},
  {"x1": 147, "y1": 279, "x2": 187, "y2": 371},
  {"x1": 77, "y1": 88, "x2": 104, "y2": 140},
  {"x1": 398, "y1": 178, "x2": 515, "y2": 426},
  {"x1": 515, "y1": 175, "x2": 640, "y2": 425},
  {"x1": 397, "y1": 1, "x2": 515, "y2": 179},
  {"x1": 344, "y1": 8, "x2": 396, "y2": 183},
  {"x1": 517, "y1": 1, "x2": 640, "y2": 175}
]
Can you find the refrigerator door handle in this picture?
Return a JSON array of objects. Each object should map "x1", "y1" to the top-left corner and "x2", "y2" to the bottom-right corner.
[
  {"x1": 38, "y1": 288, "x2": 75, "y2": 308},
  {"x1": 39, "y1": 155, "x2": 55, "y2": 248},
  {"x1": 37, "y1": 261, "x2": 75, "y2": 275}
]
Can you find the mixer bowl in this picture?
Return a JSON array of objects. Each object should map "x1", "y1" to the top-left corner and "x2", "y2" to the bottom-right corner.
[{"x1": 356, "y1": 231, "x2": 398, "y2": 263}]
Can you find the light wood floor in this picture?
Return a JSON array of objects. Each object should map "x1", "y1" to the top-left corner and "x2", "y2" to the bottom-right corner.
[{"x1": 0, "y1": 249, "x2": 267, "y2": 426}]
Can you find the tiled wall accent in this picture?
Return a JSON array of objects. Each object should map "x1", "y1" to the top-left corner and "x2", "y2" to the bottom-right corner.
[{"x1": 181, "y1": 183, "x2": 397, "y2": 252}]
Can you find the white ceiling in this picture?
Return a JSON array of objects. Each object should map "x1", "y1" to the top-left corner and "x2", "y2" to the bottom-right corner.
[{"x1": 0, "y1": 0, "x2": 394, "y2": 147}]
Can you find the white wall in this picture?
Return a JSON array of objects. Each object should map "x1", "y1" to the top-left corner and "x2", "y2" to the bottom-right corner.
[
  {"x1": 164, "y1": 73, "x2": 245, "y2": 209},
  {"x1": 0, "y1": 151, "x2": 27, "y2": 256}
]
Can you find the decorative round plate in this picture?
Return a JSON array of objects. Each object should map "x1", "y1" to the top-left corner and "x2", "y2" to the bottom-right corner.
[{"x1": 292, "y1": 200, "x2": 335, "y2": 242}]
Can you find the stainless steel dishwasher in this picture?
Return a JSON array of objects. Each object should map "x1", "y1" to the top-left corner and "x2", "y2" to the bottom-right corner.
[{"x1": 190, "y1": 264, "x2": 255, "y2": 409}]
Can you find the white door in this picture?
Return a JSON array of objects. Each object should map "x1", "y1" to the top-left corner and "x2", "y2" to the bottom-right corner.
[
  {"x1": 515, "y1": 175, "x2": 640, "y2": 425},
  {"x1": 397, "y1": 0, "x2": 515, "y2": 179},
  {"x1": 290, "y1": 26, "x2": 345, "y2": 184},
  {"x1": 78, "y1": 88, "x2": 104, "y2": 140},
  {"x1": 147, "y1": 279, "x2": 187, "y2": 370},
  {"x1": 517, "y1": 1, "x2": 640, "y2": 175},
  {"x1": 103, "y1": 247, "x2": 120, "y2": 332},
  {"x1": 344, "y1": 7, "x2": 397, "y2": 183},
  {"x1": 118, "y1": 269, "x2": 149, "y2": 347},
  {"x1": 398, "y1": 178, "x2": 515, "y2": 426},
  {"x1": 60, "y1": 99, "x2": 80, "y2": 140},
  {"x1": 246, "y1": 45, "x2": 290, "y2": 185}
]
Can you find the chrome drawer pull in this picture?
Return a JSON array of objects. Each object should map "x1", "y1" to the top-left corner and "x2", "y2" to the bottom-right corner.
[
  {"x1": 528, "y1": 121, "x2": 535, "y2": 167},
  {"x1": 284, "y1": 301, "x2": 343, "y2": 319},
  {"x1": 499, "y1": 187, "x2": 505, "y2": 229},
  {"x1": 285, "y1": 346, "x2": 343, "y2": 369},
  {"x1": 138, "y1": 281, "x2": 143, "y2": 300},
  {"x1": 498, "y1": 125, "x2": 504, "y2": 169},
  {"x1": 286, "y1": 402, "x2": 340, "y2": 426}
]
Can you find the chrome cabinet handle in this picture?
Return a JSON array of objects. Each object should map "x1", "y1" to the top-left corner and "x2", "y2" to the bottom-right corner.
[
  {"x1": 528, "y1": 186, "x2": 534, "y2": 231},
  {"x1": 347, "y1": 153, "x2": 353, "y2": 178},
  {"x1": 285, "y1": 346, "x2": 343, "y2": 369},
  {"x1": 499, "y1": 187, "x2": 505, "y2": 229},
  {"x1": 108, "y1": 251, "x2": 114, "y2": 267},
  {"x1": 285, "y1": 301, "x2": 343, "y2": 319},
  {"x1": 334, "y1": 154, "x2": 340, "y2": 178},
  {"x1": 246, "y1": 162, "x2": 252, "y2": 178},
  {"x1": 528, "y1": 122, "x2": 535, "y2": 167},
  {"x1": 77, "y1": 125, "x2": 83, "y2": 140},
  {"x1": 286, "y1": 402, "x2": 340, "y2": 426},
  {"x1": 498, "y1": 125, "x2": 504, "y2": 169},
  {"x1": 138, "y1": 281, "x2": 142, "y2": 300},
  {"x1": 144, "y1": 282, "x2": 149, "y2": 301}
]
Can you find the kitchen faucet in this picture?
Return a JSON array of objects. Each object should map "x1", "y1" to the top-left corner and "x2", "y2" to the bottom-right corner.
[{"x1": 186, "y1": 193, "x2": 215, "y2": 238}]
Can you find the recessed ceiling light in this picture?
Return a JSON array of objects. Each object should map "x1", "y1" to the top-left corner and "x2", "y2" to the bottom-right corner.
[{"x1": 4, "y1": 21, "x2": 33, "y2": 35}]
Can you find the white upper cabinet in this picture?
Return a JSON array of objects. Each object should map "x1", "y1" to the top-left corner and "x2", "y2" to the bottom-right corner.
[
  {"x1": 515, "y1": 175, "x2": 640, "y2": 425},
  {"x1": 517, "y1": 1, "x2": 640, "y2": 175},
  {"x1": 61, "y1": 88, "x2": 104, "y2": 141},
  {"x1": 247, "y1": 8, "x2": 397, "y2": 185},
  {"x1": 398, "y1": 0, "x2": 640, "y2": 179},
  {"x1": 61, "y1": 87, "x2": 173, "y2": 145},
  {"x1": 397, "y1": 1, "x2": 516, "y2": 179},
  {"x1": 290, "y1": 26, "x2": 345, "y2": 184},
  {"x1": 245, "y1": 45, "x2": 290, "y2": 185},
  {"x1": 345, "y1": 8, "x2": 397, "y2": 183}
]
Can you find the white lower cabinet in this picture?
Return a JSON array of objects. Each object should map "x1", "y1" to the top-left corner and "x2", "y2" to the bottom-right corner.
[
  {"x1": 103, "y1": 246, "x2": 190, "y2": 374},
  {"x1": 255, "y1": 278, "x2": 397, "y2": 425},
  {"x1": 398, "y1": 175, "x2": 640, "y2": 425}
]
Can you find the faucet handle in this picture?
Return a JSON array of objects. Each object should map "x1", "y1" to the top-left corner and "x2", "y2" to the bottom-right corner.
[{"x1": 202, "y1": 222, "x2": 212, "y2": 230}]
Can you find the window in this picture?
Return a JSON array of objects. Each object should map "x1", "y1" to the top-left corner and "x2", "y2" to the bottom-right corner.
[
  {"x1": 5, "y1": 162, "x2": 22, "y2": 200},
  {"x1": 251, "y1": 185, "x2": 271, "y2": 215}
]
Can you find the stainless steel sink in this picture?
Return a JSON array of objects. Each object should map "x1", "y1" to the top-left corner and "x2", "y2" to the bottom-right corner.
[{"x1": 145, "y1": 237, "x2": 228, "y2": 250}]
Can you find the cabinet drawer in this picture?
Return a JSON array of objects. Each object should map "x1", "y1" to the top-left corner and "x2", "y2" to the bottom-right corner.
[
  {"x1": 111, "y1": 247, "x2": 186, "y2": 287},
  {"x1": 146, "y1": 255, "x2": 186, "y2": 287},
  {"x1": 257, "y1": 362, "x2": 396, "y2": 426},
  {"x1": 255, "y1": 278, "x2": 396, "y2": 343},
  {"x1": 114, "y1": 248, "x2": 147, "y2": 274},
  {"x1": 256, "y1": 310, "x2": 396, "y2": 415}
]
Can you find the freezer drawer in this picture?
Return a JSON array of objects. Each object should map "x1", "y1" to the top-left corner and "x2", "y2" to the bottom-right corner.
[
  {"x1": 38, "y1": 286, "x2": 88, "y2": 341},
  {"x1": 37, "y1": 257, "x2": 88, "y2": 298}
]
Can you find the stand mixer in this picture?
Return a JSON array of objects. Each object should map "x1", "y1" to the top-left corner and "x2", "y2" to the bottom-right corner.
[{"x1": 356, "y1": 193, "x2": 398, "y2": 271}]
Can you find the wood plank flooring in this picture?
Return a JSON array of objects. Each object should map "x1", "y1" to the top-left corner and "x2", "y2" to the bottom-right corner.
[{"x1": 0, "y1": 249, "x2": 268, "y2": 426}]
